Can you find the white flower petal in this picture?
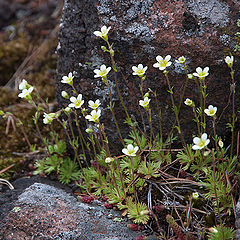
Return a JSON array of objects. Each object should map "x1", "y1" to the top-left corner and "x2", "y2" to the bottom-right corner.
[
  {"x1": 70, "y1": 96, "x2": 76, "y2": 102},
  {"x1": 192, "y1": 145, "x2": 200, "y2": 150},
  {"x1": 201, "y1": 133, "x2": 207, "y2": 140},
  {"x1": 165, "y1": 55, "x2": 171, "y2": 61},
  {"x1": 156, "y1": 56, "x2": 163, "y2": 62},
  {"x1": 193, "y1": 137, "x2": 200, "y2": 145}
]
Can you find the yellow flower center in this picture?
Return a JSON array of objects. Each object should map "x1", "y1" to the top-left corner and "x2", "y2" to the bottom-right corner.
[
  {"x1": 160, "y1": 60, "x2": 168, "y2": 68},
  {"x1": 209, "y1": 109, "x2": 215, "y2": 115},
  {"x1": 198, "y1": 140, "x2": 206, "y2": 148},
  {"x1": 74, "y1": 100, "x2": 82, "y2": 107}
]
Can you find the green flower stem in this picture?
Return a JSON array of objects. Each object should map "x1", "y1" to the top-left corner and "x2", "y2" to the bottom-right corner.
[
  {"x1": 105, "y1": 40, "x2": 140, "y2": 147},
  {"x1": 230, "y1": 66, "x2": 235, "y2": 161},
  {"x1": 105, "y1": 77, "x2": 124, "y2": 146},
  {"x1": 31, "y1": 100, "x2": 51, "y2": 156},
  {"x1": 145, "y1": 108, "x2": 153, "y2": 172},
  {"x1": 110, "y1": 163, "x2": 121, "y2": 199},
  {"x1": 14, "y1": 117, "x2": 32, "y2": 149},
  {"x1": 177, "y1": 67, "x2": 189, "y2": 114},
  {"x1": 193, "y1": 77, "x2": 203, "y2": 133},
  {"x1": 129, "y1": 156, "x2": 140, "y2": 214},
  {"x1": 202, "y1": 78, "x2": 207, "y2": 131},
  {"x1": 68, "y1": 113, "x2": 79, "y2": 162},
  {"x1": 140, "y1": 77, "x2": 144, "y2": 98},
  {"x1": 164, "y1": 73, "x2": 186, "y2": 148},
  {"x1": 34, "y1": 88, "x2": 48, "y2": 111},
  {"x1": 115, "y1": 157, "x2": 126, "y2": 198},
  {"x1": 73, "y1": 112, "x2": 91, "y2": 167},
  {"x1": 98, "y1": 122, "x2": 110, "y2": 156},
  {"x1": 57, "y1": 119, "x2": 87, "y2": 179},
  {"x1": 210, "y1": 149, "x2": 225, "y2": 240},
  {"x1": 192, "y1": 105, "x2": 201, "y2": 136},
  {"x1": 164, "y1": 70, "x2": 189, "y2": 145}
]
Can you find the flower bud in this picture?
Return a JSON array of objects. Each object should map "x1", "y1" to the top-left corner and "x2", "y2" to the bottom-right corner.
[
  {"x1": 64, "y1": 107, "x2": 72, "y2": 113},
  {"x1": 188, "y1": 74, "x2": 194, "y2": 79},
  {"x1": 218, "y1": 139, "x2": 224, "y2": 148},
  {"x1": 85, "y1": 128, "x2": 93, "y2": 134},
  {"x1": 109, "y1": 49, "x2": 114, "y2": 56},
  {"x1": 101, "y1": 46, "x2": 107, "y2": 52},
  {"x1": 61, "y1": 91, "x2": 69, "y2": 99}
]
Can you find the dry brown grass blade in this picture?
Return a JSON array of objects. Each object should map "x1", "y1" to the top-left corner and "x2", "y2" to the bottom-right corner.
[
  {"x1": 4, "y1": 24, "x2": 59, "y2": 90},
  {"x1": 0, "y1": 164, "x2": 15, "y2": 175},
  {"x1": 0, "y1": 178, "x2": 14, "y2": 190}
]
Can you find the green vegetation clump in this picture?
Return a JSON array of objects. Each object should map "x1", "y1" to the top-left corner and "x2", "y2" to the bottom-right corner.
[{"x1": 1, "y1": 25, "x2": 239, "y2": 239}]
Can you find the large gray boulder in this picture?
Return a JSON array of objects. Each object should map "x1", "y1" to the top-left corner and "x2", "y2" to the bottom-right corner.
[
  {"x1": 57, "y1": 0, "x2": 240, "y2": 150},
  {"x1": 0, "y1": 183, "x2": 156, "y2": 240}
]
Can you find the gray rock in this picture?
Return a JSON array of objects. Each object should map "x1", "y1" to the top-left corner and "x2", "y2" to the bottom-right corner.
[{"x1": 1, "y1": 183, "x2": 156, "y2": 240}]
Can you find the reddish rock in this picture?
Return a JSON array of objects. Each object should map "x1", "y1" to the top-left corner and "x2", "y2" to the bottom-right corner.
[{"x1": 57, "y1": 0, "x2": 240, "y2": 150}]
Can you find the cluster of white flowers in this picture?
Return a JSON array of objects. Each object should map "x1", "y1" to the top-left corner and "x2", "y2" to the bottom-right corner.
[
  {"x1": 58, "y1": 26, "x2": 233, "y2": 156},
  {"x1": 18, "y1": 79, "x2": 34, "y2": 99}
]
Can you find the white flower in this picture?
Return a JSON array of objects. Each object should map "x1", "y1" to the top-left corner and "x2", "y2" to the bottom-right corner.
[
  {"x1": 93, "y1": 26, "x2": 111, "y2": 40},
  {"x1": 175, "y1": 56, "x2": 186, "y2": 64},
  {"x1": 43, "y1": 112, "x2": 56, "y2": 124},
  {"x1": 132, "y1": 64, "x2": 148, "y2": 77},
  {"x1": 85, "y1": 109, "x2": 101, "y2": 123},
  {"x1": 68, "y1": 94, "x2": 84, "y2": 109},
  {"x1": 139, "y1": 97, "x2": 151, "y2": 108},
  {"x1": 192, "y1": 192, "x2": 199, "y2": 200},
  {"x1": 61, "y1": 91, "x2": 69, "y2": 99},
  {"x1": 187, "y1": 74, "x2": 194, "y2": 79},
  {"x1": 18, "y1": 86, "x2": 34, "y2": 99},
  {"x1": 105, "y1": 157, "x2": 114, "y2": 163},
  {"x1": 193, "y1": 67, "x2": 209, "y2": 80},
  {"x1": 61, "y1": 72, "x2": 74, "y2": 85},
  {"x1": 153, "y1": 55, "x2": 172, "y2": 71},
  {"x1": 184, "y1": 98, "x2": 193, "y2": 107},
  {"x1": 204, "y1": 105, "x2": 217, "y2": 117},
  {"x1": 225, "y1": 56, "x2": 234, "y2": 68},
  {"x1": 192, "y1": 133, "x2": 210, "y2": 150},
  {"x1": 19, "y1": 79, "x2": 31, "y2": 90},
  {"x1": 94, "y1": 65, "x2": 111, "y2": 79},
  {"x1": 122, "y1": 144, "x2": 139, "y2": 157},
  {"x1": 88, "y1": 99, "x2": 101, "y2": 110}
]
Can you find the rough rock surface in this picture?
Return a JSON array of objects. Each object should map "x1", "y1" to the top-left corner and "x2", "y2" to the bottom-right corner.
[
  {"x1": 57, "y1": 0, "x2": 240, "y2": 149},
  {"x1": 0, "y1": 182, "x2": 157, "y2": 240},
  {"x1": 236, "y1": 197, "x2": 240, "y2": 240}
]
